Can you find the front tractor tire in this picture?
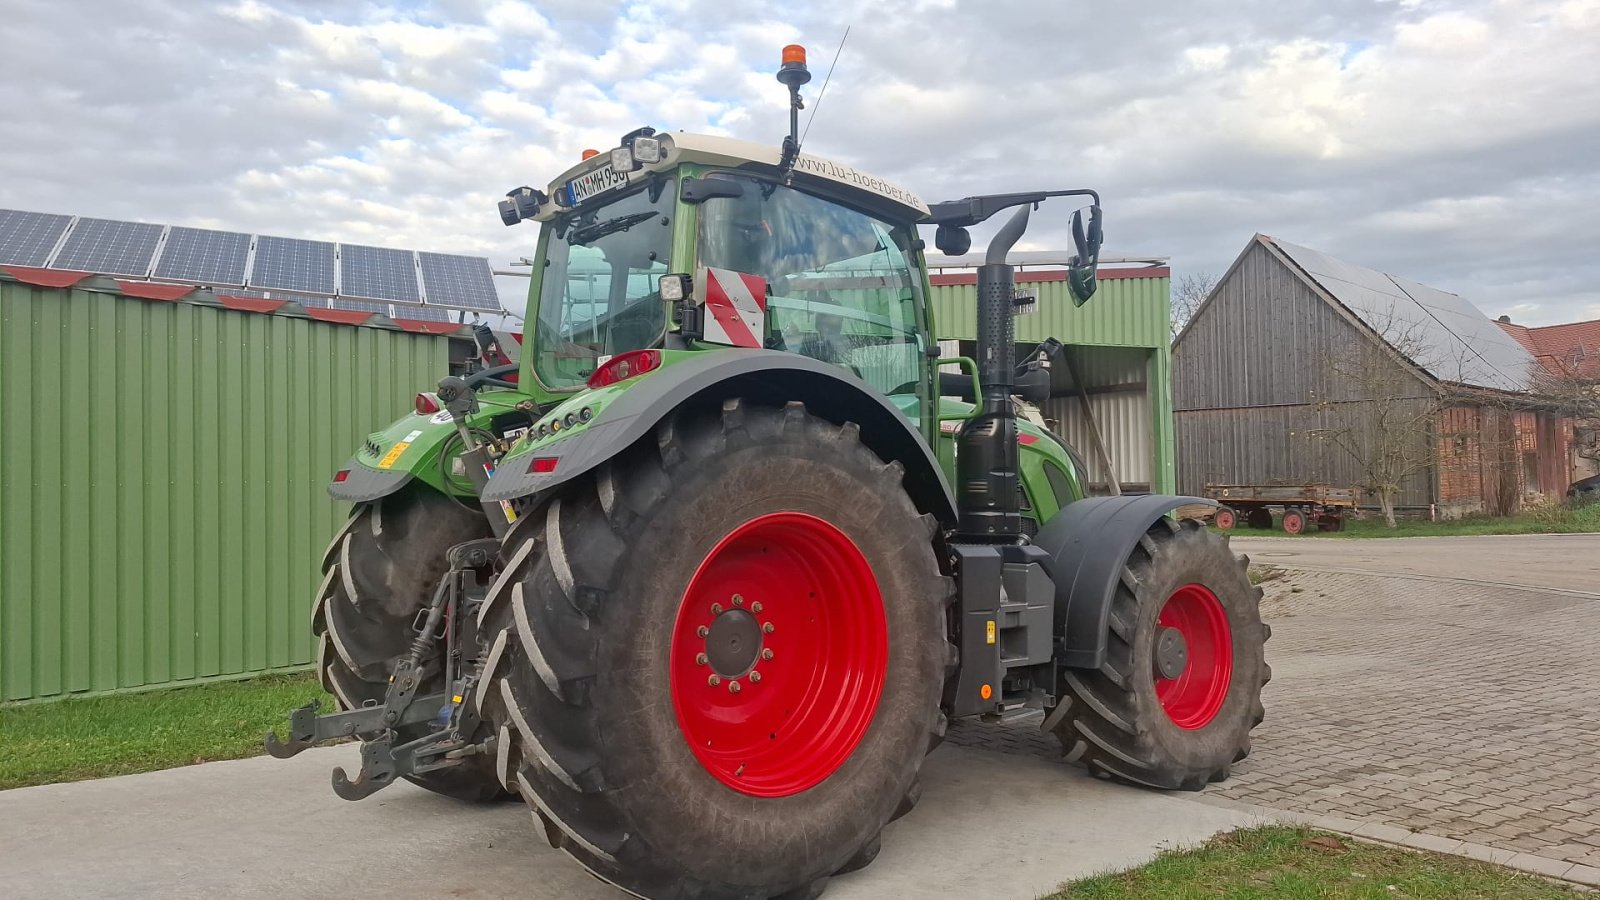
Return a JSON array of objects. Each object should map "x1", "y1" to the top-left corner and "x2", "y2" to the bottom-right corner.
[
  {"x1": 1050, "y1": 518, "x2": 1269, "y2": 790},
  {"x1": 312, "y1": 487, "x2": 504, "y2": 802},
  {"x1": 478, "y1": 400, "x2": 952, "y2": 900}
]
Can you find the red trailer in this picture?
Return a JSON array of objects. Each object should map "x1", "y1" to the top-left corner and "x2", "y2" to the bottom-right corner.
[{"x1": 1204, "y1": 484, "x2": 1359, "y2": 534}]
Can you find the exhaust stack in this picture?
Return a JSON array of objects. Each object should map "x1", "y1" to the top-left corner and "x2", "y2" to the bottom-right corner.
[{"x1": 956, "y1": 204, "x2": 1031, "y2": 541}]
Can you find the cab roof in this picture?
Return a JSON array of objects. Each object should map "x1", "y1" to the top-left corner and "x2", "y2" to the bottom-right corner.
[{"x1": 541, "y1": 131, "x2": 930, "y2": 223}]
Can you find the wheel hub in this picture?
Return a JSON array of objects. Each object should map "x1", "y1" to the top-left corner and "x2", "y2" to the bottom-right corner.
[
  {"x1": 1154, "y1": 626, "x2": 1188, "y2": 680},
  {"x1": 669, "y1": 512, "x2": 888, "y2": 798},
  {"x1": 705, "y1": 608, "x2": 763, "y2": 677},
  {"x1": 1153, "y1": 583, "x2": 1234, "y2": 730}
]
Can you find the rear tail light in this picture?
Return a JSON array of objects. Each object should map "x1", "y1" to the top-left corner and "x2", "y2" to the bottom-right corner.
[
  {"x1": 415, "y1": 392, "x2": 442, "y2": 415},
  {"x1": 334, "y1": 470, "x2": 351, "y2": 483},
  {"x1": 587, "y1": 349, "x2": 661, "y2": 388},
  {"x1": 528, "y1": 457, "x2": 559, "y2": 474}
]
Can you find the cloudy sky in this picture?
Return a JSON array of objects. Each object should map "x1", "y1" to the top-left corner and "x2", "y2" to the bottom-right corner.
[{"x1": 3, "y1": 0, "x2": 1596, "y2": 324}]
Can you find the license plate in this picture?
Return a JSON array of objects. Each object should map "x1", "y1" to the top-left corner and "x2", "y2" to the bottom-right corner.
[{"x1": 565, "y1": 163, "x2": 629, "y2": 205}]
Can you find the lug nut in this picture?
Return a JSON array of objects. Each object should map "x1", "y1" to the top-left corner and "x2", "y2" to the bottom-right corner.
[
  {"x1": 732, "y1": 594, "x2": 744, "y2": 606},
  {"x1": 728, "y1": 681, "x2": 742, "y2": 694},
  {"x1": 762, "y1": 622, "x2": 775, "y2": 634},
  {"x1": 749, "y1": 671, "x2": 762, "y2": 683},
  {"x1": 711, "y1": 603, "x2": 723, "y2": 615},
  {"x1": 750, "y1": 601, "x2": 763, "y2": 614},
  {"x1": 696, "y1": 625, "x2": 709, "y2": 638},
  {"x1": 761, "y1": 648, "x2": 774, "y2": 661},
  {"x1": 708, "y1": 674, "x2": 722, "y2": 687},
  {"x1": 695, "y1": 652, "x2": 708, "y2": 666}
]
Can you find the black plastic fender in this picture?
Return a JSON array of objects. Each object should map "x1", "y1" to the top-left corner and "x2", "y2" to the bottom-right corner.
[
  {"x1": 480, "y1": 349, "x2": 959, "y2": 525},
  {"x1": 327, "y1": 458, "x2": 413, "y2": 503},
  {"x1": 1033, "y1": 495, "x2": 1216, "y2": 669}
]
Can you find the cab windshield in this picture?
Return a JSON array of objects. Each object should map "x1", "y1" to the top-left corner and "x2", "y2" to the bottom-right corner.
[
  {"x1": 532, "y1": 177, "x2": 674, "y2": 388},
  {"x1": 697, "y1": 176, "x2": 925, "y2": 395}
]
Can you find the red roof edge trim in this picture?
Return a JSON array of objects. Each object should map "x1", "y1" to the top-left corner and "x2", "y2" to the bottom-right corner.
[
  {"x1": 116, "y1": 281, "x2": 195, "y2": 301},
  {"x1": 306, "y1": 308, "x2": 375, "y2": 326},
  {"x1": 2, "y1": 265, "x2": 92, "y2": 288},
  {"x1": 217, "y1": 294, "x2": 290, "y2": 314},
  {"x1": 929, "y1": 266, "x2": 1169, "y2": 287},
  {"x1": 392, "y1": 319, "x2": 465, "y2": 335}
]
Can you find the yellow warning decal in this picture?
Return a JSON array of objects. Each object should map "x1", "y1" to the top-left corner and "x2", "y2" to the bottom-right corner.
[
  {"x1": 451, "y1": 694, "x2": 464, "y2": 704},
  {"x1": 377, "y1": 442, "x2": 411, "y2": 469},
  {"x1": 985, "y1": 620, "x2": 996, "y2": 645}
]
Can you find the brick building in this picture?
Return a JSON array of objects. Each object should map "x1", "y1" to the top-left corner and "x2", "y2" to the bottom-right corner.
[
  {"x1": 1497, "y1": 316, "x2": 1600, "y2": 483},
  {"x1": 1173, "y1": 235, "x2": 1579, "y2": 517}
]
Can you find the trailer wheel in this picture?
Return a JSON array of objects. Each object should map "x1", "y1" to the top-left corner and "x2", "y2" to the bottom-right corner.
[
  {"x1": 1245, "y1": 507, "x2": 1273, "y2": 530},
  {"x1": 1281, "y1": 508, "x2": 1308, "y2": 534},
  {"x1": 1051, "y1": 518, "x2": 1268, "y2": 790},
  {"x1": 478, "y1": 400, "x2": 952, "y2": 899},
  {"x1": 313, "y1": 487, "x2": 504, "y2": 802},
  {"x1": 1213, "y1": 507, "x2": 1237, "y2": 530}
]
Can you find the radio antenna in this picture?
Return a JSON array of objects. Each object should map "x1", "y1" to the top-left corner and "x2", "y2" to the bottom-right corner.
[{"x1": 799, "y1": 26, "x2": 850, "y2": 149}]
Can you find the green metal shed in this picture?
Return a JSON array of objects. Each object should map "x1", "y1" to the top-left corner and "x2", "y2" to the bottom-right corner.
[
  {"x1": 927, "y1": 258, "x2": 1174, "y2": 495},
  {"x1": 0, "y1": 269, "x2": 466, "y2": 701}
]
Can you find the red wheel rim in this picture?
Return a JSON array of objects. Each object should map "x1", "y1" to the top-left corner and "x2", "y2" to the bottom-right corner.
[
  {"x1": 669, "y1": 512, "x2": 887, "y2": 797},
  {"x1": 1215, "y1": 510, "x2": 1235, "y2": 530},
  {"x1": 1283, "y1": 511, "x2": 1305, "y2": 534},
  {"x1": 1154, "y1": 584, "x2": 1232, "y2": 729}
]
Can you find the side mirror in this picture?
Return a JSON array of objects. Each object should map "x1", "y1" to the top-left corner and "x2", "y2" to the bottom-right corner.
[
  {"x1": 935, "y1": 223, "x2": 972, "y2": 256},
  {"x1": 1067, "y1": 205, "x2": 1103, "y2": 306}
]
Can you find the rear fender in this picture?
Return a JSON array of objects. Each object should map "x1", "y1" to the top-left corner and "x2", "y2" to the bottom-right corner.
[
  {"x1": 1033, "y1": 495, "x2": 1216, "y2": 669},
  {"x1": 482, "y1": 349, "x2": 958, "y2": 526}
]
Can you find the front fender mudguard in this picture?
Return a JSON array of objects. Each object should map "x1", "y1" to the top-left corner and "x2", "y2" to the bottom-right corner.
[
  {"x1": 1033, "y1": 495, "x2": 1216, "y2": 669},
  {"x1": 328, "y1": 458, "x2": 415, "y2": 503}
]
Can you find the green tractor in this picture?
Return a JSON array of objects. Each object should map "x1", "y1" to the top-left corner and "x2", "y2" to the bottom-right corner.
[{"x1": 270, "y1": 44, "x2": 1267, "y2": 900}]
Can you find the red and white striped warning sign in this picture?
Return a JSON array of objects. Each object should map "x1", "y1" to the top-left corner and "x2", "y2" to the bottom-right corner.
[{"x1": 696, "y1": 266, "x2": 767, "y2": 348}]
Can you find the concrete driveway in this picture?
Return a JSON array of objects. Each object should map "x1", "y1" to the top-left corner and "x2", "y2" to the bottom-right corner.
[
  {"x1": 1228, "y1": 533, "x2": 1600, "y2": 595},
  {"x1": 0, "y1": 742, "x2": 1266, "y2": 900}
]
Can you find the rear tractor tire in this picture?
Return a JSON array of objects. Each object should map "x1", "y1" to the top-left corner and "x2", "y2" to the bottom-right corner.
[
  {"x1": 1050, "y1": 518, "x2": 1269, "y2": 790},
  {"x1": 312, "y1": 486, "x2": 505, "y2": 802},
  {"x1": 477, "y1": 400, "x2": 953, "y2": 900}
]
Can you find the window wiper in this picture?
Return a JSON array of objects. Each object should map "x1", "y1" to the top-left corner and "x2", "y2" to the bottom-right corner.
[{"x1": 570, "y1": 211, "x2": 658, "y2": 246}]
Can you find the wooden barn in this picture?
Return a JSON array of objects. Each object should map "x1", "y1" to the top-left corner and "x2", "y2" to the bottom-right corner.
[{"x1": 1172, "y1": 234, "x2": 1577, "y2": 519}]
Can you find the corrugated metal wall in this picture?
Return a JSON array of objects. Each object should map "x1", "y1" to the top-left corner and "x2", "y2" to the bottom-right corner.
[
  {"x1": 1172, "y1": 241, "x2": 1437, "y2": 507},
  {"x1": 1038, "y1": 347, "x2": 1155, "y2": 491},
  {"x1": 0, "y1": 281, "x2": 449, "y2": 701},
  {"x1": 930, "y1": 272, "x2": 1169, "y2": 348},
  {"x1": 931, "y1": 272, "x2": 1174, "y2": 492}
]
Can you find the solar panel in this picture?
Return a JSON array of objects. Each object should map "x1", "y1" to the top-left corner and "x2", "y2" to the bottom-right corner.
[
  {"x1": 390, "y1": 304, "x2": 455, "y2": 322},
  {"x1": 340, "y1": 244, "x2": 421, "y2": 303},
  {"x1": 328, "y1": 297, "x2": 392, "y2": 316},
  {"x1": 251, "y1": 235, "x2": 336, "y2": 294},
  {"x1": 1273, "y1": 238, "x2": 1537, "y2": 393},
  {"x1": 0, "y1": 209, "x2": 73, "y2": 266},
  {"x1": 51, "y1": 218, "x2": 164, "y2": 276},
  {"x1": 419, "y1": 252, "x2": 501, "y2": 311},
  {"x1": 153, "y1": 226, "x2": 251, "y2": 286}
]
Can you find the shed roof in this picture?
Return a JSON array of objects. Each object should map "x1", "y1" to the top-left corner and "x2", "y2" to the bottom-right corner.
[
  {"x1": 1263, "y1": 235, "x2": 1537, "y2": 393},
  {"x1": 1497, "y1": 317, "x2": 1600, "y2": 380},
  {"x1": 0, "y1": 265, "x2": 475, "y2": 337}
]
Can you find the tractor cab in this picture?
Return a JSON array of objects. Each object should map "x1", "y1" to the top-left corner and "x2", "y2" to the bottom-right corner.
[{"x1": 499, "y1": 127, "x2": 935, "y2": 409}]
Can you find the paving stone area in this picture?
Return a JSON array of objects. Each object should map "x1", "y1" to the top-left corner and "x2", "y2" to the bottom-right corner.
[{"x1": 948, "y1": 568, "x2": 1600, "y2": 870}]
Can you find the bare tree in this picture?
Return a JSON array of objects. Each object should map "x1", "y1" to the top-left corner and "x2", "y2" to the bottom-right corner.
[
  {"x1": 1303, "y1": 316, "x2": 1443, "y2": 528},
  {"x1": 1171, "y1": 272, "x2": 1218, "y2": 342}
]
